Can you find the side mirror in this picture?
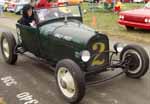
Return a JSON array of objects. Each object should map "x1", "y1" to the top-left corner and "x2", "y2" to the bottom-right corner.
[{"x1": 114, "y1": 43, "x2": 125, "y2": 54}]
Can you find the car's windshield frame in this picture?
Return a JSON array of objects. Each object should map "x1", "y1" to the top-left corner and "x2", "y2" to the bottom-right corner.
[{"x1": 35, "y1": 5, "x2": 82, "y2": 24}]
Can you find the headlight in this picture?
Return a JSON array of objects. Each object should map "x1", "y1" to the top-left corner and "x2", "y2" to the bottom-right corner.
[
  {"x1": 116, "y1": 46, "x2": 123, "y2": 53},
  {"x1": 145, "y1": 18, "x2": 148, "y2": 23},
  {"x1": 144, "y1": 18, "x2": 150, "y2": 23},
  {"x1": 81, "y1": 50, "x2": 91, "y2": 62},
  {"x1": 119, "y1": 15, "x2": 122, "y2": 19},
  {"x1": 114, "y1": 43, "x2": 125, "y2": 53},
  {"x1": 119, "y1": 15, "x2": 124, "y2": 20}
]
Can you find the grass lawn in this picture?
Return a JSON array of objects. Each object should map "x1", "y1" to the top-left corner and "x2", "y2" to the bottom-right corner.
[
  {"x1": 4, "y1": 12, "x2": 20, "y2": 20},
  {"x1": 81, "y1": 2, "x2": 150, "y2": 44},
  {"x1": 2, "y1": 2, "x2": 150, "y2": 44}
]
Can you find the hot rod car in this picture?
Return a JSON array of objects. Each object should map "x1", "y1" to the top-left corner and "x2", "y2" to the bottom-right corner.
[{"x1": 0, "y1": 5, "x2": 149, "y2": 104}]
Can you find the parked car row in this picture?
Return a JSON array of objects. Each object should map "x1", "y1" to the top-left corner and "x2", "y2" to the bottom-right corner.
[
  {"x1": 84, "y1": 0, "x2": 149, "y2": 3},
  {"x1": 7, "y1": 0, "x2": 30, "y2": 14},
  {"x1": 119, "y1": 0, "x2": 149, "y2": 3},
  {"x1": 1, "y1": 0, "x2": 150, "y2": 30},
  {"x1": 1, "y1": 0, "x2": 82, "y2": 14},
  {"x1": 0, "y1": 0, "x2": 30, "y2": 14}
]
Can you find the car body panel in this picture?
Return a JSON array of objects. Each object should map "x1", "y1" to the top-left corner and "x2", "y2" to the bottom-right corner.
[
  {"x1": 17, "y1": 24, "x2": 41, "y2": 56},
  {"x1": 118, "y1": 20, "x2": 150, "y2": 29},
  {"x1": 40, "y1": 21, "x2": 96, "y2": 45},
  {"x1": 39, "y1": 21, "x2": 98, "y2": 64}
]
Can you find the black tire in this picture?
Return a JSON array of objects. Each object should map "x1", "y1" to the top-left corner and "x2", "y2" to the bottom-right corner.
[
  {"x1": 0, "y1": 31, "x2": 18, "y2": 64},
  {"x1": 126, "y1": 26, "x2": 134, "y2": 31},
  {"x1": 120, "y1": 44, "x2": 149, "y2": 78},
  {"x1": 56, "y1": 59, "x2": 85, "y2": 104}
]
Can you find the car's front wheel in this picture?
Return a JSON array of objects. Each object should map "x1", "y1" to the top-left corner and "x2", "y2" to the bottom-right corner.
[
  {"x1": 56, "y1": 59, "x2": 85, "y2": 104},
  {"x1": 0, "y1": 31, "x2": 18, "y2": 64},
  {"x1": 120, "y1": 45, "x2": 149, "y2": 78}
]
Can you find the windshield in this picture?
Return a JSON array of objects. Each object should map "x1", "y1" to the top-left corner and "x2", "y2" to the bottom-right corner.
[
  {"x1": 145, "y1": 2, "x2": 150, "y2": 8},
  {"x1": 36, "y1": 5, "x2": 81, "y2": 23}
]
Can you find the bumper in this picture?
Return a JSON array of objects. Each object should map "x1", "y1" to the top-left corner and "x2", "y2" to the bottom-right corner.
[{"x1": 118, "y1": 20, "x2": 150, "y2": 30}]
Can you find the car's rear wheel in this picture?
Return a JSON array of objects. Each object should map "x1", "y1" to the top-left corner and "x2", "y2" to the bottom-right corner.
[
  {"x1": 56, "y1": 59, "x2": 85, "y2": 104},
  {"x1": 120, "y1": 45, "x2": 149, "y2": 78},
  {"x1": 126, "y1": 26, "x2": 134, "y2": 31},
  {"x1": 0, "y1": 31, "x2": 18, "y2": 64}
]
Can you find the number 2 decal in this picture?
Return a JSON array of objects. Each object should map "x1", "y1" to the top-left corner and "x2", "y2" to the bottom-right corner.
[{"x1": 92, "y1": 42, "x2": 105, "y2": 66}]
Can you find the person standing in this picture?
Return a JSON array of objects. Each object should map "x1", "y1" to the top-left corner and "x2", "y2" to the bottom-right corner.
[
  {"x1": 0, "y1": 0, "x2": 4, "y2": 16},
  {"x1": 35, "y1": 0, "x2": 51, "y2": 9},
  {"x1": 114, "y1": 0, "x2": 122, "y2": 13}
]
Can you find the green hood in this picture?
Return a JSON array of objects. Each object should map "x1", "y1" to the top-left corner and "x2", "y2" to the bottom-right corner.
[{"x1": 40, "y1": 21, "x2": 97, "y2": 45}]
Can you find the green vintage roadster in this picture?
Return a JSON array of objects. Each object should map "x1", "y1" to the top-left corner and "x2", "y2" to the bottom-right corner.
[{"x1": 0, "y1": 5, "x2": 149, "y2": 104}]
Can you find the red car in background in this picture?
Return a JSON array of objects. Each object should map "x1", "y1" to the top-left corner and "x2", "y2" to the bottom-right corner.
[
  {"x1": 35, "y1": 0, "x2": 62, "y2": 9},
  {"x1": 35, "y1": 0, "x2": 81, "y2": 9},
  {"x1": 118, "y1": 2, "x2": 150, "y2": 30},
  {"x1": 144, "y1": 0, "x2": 150, "y2": 3}
]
